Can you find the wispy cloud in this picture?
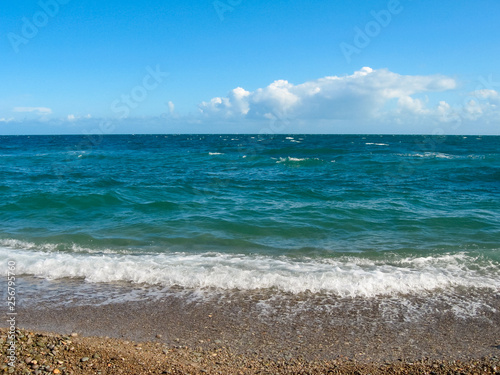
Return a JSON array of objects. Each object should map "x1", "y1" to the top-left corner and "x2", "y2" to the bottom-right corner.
[
  {"x1": 67, "y1": 114, "x2": 92, "y2": 121},
  {"x1": 13, "y1": 107, "x2": 52, "y2": 114}
]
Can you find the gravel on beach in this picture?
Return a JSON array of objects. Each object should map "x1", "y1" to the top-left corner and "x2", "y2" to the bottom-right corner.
[{"x1": 2, "y1": 328, "x2": 500, "y2": 375}]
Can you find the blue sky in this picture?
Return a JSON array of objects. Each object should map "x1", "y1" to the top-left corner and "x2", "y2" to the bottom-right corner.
[{"x1": 1, "y1": 0, "x2": 499, "y2": 134}]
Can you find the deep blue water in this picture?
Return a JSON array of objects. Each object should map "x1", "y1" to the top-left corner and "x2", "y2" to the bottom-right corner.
[{"x1": 1, "y1": 134, "x2": 499, "y2": 297}]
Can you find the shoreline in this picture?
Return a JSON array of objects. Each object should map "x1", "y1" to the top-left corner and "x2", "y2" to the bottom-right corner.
[
  {"x1": 4, "y1": 277, "x2": 500, "y2": 373},
  {"x1": 14, "y1": 296, "x2": 500, "y2": 362}
]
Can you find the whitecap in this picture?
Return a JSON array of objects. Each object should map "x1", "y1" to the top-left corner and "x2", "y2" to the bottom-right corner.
[{"x1": 2, "y1": 245, "x2": 498, "y2": 298}]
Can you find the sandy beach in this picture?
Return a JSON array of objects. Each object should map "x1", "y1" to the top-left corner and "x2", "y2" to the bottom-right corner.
[{"x1": 3, "y1": 277, "x2": 500, "y2": 374}]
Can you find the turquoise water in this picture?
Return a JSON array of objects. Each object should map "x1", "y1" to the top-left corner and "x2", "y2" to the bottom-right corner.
[{"x1": 1, "y1": 134, "x2": 499, "y2": 297}]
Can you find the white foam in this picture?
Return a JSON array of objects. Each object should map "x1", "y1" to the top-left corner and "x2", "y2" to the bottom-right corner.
[
  {"x1": 277, "y1": 157, "x2": 320, "y2": 163},
  {"x1": 0, "y1": 239, "x2": 120, "y2": 254},
  {"x1": 278, "y1": 157, "x2": 306, "y2": 162},
  {"x1": 401, "y1": 152, "x2": 455, "y2": 159},
  {"x1": 1, "y1": 244, "x2": 498, "y2": 298},
  {"x1": 208, "y1": 152, "x2": 223, "y2": 155},
  {"x1": 398, "y1": 152, "x2": 485, "y2": 160}
]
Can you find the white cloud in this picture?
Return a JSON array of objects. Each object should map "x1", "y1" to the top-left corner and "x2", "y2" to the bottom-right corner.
[
  {"x1": 397, "y1": 96, "x2": 430, "y2": 115},
  {"x1": 4, "y1": 69, "x2": 498, "y2": 135},
  {"x1": 13, "y1": 107, "x2": 52, "y2": 114},
  {"x1": 66, "y1": 113, "x2": 92, "y2": 122},
  {"x1": 472, "y1": 89, "x2": 500, "y2": 103},
  {"x1": 430, "y1": 89, "x2": 500, "y2": 124},
  {"x1": 198, "y1": 67, "x2": 460, "y2": 124},
  {"x1": 199, "y1": 87, "x2": 252, "y2": 118},
  {"x1": 167, "y1": 101, "x2": 175, "y2": 114},
  {"x1": 196, "y1": 67, "x2": 500, "y2": 133}
]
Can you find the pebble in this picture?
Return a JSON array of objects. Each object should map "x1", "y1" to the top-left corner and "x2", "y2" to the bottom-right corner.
[{"x1": 2, "y1": 327, "x2": 500, "y2": 375}]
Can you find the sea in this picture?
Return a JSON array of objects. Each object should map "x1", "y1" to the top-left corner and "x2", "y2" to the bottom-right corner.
[{"x1": 1, "y1": 134, "x2": 499, "y2": 322}]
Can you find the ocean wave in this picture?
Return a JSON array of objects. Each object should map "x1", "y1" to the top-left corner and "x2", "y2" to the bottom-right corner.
[
  {"x1": 0, "y1": 239, "x2": 120, "y2": 254},
  {"x1": 2, "y1": 245, "x2": 498, "y2": 298},
  {"x1": 398, "y1": 152, "x2": 485, "y2": 160},
  {"x1": 276, "y1": 157, "x2": 324, "y2": 166}
]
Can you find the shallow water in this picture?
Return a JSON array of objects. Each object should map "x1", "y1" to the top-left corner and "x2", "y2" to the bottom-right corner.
[{"x1": 1, "y1": 134, "x2": 499, "y2": 300}]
